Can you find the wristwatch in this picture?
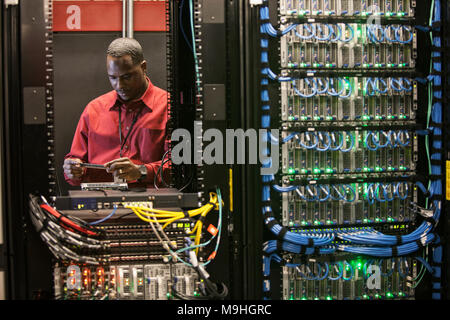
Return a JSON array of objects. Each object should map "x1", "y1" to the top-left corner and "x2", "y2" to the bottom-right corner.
[{"x1": 137, "y1": 165, "x2": 147, "y2": 182}]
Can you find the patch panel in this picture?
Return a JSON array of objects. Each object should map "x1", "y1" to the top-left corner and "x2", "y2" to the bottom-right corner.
[
  {"x1": 282, "y1": 181, "x2": 416, "y2": 226},
  {"x1": 281, "y1": 77, "x2": 417, "y2": 122},
  {"x1": 281, "y1": 130, "x2": 417, "y2": 175},
  {"x1": 53, "y1": 263, "x2": 200, "y2": 300},
  {"x1": 280, "y1": 0, "x2": 415, "y2": 17},
  {"x1": 280, "y1": 24, "x2": 416, "y2": 69},
  {"x1": 282, "y1": 256, "x2": 416, "y2": 300}
]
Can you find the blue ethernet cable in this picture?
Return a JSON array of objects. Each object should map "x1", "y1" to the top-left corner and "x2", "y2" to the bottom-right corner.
[
  {"x1": 396, "y1": 25, "x2": 414, "y2": 44},
  {"x1": 429, "y1": 0, "x2": 443, "y2": 299},
  {"x1": 89, "y1": 205, "x2": 118, "y2": 225},
  {"x1": 341, "y1": 24, "x2": 354, "y2": 42},
  {"x1": 328, "y1": 262, "x2": 343, "y2": 280}
]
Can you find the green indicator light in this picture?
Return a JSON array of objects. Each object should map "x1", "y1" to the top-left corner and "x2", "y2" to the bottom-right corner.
[
  {"x1": 326, "y1": 296, "x2": 333, "y2": 300},
  {"x1": 386, "y1": 292, "x2": 394, "y2": 299},
  {"x1": 300, "y1": 63, "x2": 307, "y2": 67},
  {"x1": 301, "y1": 221, "x2": 307, "y2": 226},
  {"x1": 288, "y1": 116, "x2": 295, "y2": 121},
  {"x1": 375, "y1": 294, "x2": 381, "y2": 299},
  {"x1": 313, "y1": 168, "x2": 321, "y2": 174},
  {"x1": 325, "y1": 168, "x2": 333, "y2": 173},
  {"x1": 314, "y1": 297, "x2": 320, "y2": 300},
  {"x1": 301, "y1": 168, "x2": 308, "y2": 174},
  {"x1": 290, "y1": 295, "x2": 294, "y2": 300},
  {"x1": 386, "y1": 12, "x2": 392, "y2": 17},
  {"x1": 363, "y1": 294, "x2": 369, "y2": 299},
  {"x1": 301, "y1": 296, "x2": 307, "y2": 300},
  {"x1": 301, "y1": 116, "x2": 308, "y2": 121},
  {"x1": 314, "y1": 220, "x2": 320, "y2": 225},
  {"x1": 363, "y1": 219, "x2": 368, "y2": 223},
  {"x1": 288, "y1": 168, "x2": 295, "y2": 174},
  {"x1": 398, "y1": 292, "x2": 404, "y2": 297}
]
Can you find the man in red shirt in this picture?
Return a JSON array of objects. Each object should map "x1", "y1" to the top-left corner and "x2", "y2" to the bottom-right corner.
[{"x1": 63, "y1": 37, "x2": 169, "y2": 187}]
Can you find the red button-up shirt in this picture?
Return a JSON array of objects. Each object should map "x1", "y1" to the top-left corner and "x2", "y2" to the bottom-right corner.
[{"x1": 65, "y1": 78, "x2": 169, "y2": 187}]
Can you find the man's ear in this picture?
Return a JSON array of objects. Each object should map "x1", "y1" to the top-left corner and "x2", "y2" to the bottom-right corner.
[{"x1": 141, "y1": 60, "x2": 147, "y2": 74}]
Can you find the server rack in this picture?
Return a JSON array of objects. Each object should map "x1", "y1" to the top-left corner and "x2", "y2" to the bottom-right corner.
[{"x1": 0, "y1": 0, "x2": 449, "y2": 301}]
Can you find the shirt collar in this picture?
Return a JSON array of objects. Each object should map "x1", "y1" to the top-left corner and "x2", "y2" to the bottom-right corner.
[{"x1": 110, "y1": 76, "x2": 154, "y2": 112}]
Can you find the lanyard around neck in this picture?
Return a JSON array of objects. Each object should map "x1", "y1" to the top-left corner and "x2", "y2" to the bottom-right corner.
[{"x1": 118, "y1": 106, "x2": 143, "y2": 157}]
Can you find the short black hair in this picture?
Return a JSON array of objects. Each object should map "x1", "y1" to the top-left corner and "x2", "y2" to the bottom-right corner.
[{"x1": 106, "y1": 37, "x2": 144, "y2": 65}]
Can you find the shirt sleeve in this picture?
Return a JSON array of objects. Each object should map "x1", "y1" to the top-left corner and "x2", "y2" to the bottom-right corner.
[{"x1": 64, "y1": 107, "x2": 90, "y2": 186}]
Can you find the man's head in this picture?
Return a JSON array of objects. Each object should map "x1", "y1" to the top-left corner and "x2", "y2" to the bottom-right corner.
[{"x1": 106, "y1": 38, "x2": 148, "y2": 102}]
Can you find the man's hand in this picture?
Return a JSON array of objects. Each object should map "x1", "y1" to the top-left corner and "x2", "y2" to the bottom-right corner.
[
  {"x1": 104, "y1": 157, "x2": 141, "y2": 181},
  {"x1": 63, "y1": 158, "x2": 85, "y2": 180}
]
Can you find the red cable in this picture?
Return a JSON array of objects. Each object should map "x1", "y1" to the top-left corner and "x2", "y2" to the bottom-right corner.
[{"x1": 40, "y1": 204, "x2": 98, "y2": 236}]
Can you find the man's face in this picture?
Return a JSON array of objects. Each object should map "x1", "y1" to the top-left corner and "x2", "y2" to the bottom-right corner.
[{"x1": 106, "y1": 55, "x2": 147, "y2": 102}]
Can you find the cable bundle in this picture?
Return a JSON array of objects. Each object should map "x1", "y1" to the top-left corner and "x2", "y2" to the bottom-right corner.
[
  {"x1": 365, "y1": 77, "x2": 413, "y2": 95},
  {"x1": 364, "y1": 130, "x2": 411, "y2": 150},
  {"x1": 125, "y1": 192, "x2": 220, "y2": 256},
  {"x1": 285, "y1": 184, "x2": 356, "y2": 203},
  {"x1": 283, "y1": 131, "x2": 355, "y2": 152},
  {"x1": 364, "y1": 182, "x2": 409, "y2": 204},
  {"x1": 367, "y1": 24, "x2": 414, "y2": 44},
  {"x1": 291, "y1": 78, "x2": 352, "y2": 98},
  {"x1": 294, "y1": 23, "x2": 354, "y2": 42},
  {"x1": 29, "y1": 194, "x2": 105, "y2": 265}
]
